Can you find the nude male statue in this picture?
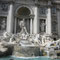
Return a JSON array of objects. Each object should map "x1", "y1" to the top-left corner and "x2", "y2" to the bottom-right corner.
[{"x1": 19, "y1": 19, "x2": 28, "y2": 35}]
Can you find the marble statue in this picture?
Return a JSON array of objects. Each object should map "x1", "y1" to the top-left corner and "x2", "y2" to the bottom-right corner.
[
  {"x1": 40, "y1": 21, "x2": 46, "y2": 32},
  {"x1": 33, "y1": 34, "x2": 40, "y2": 44},
  {"x1": 3, "y1": 32, "x2": 10, "y2": 38},
  {"x1": 1, "y1": 20, "x2": 6, "y2": 31},
  {"x1": 18, "y1": 19, "x2": 29, "y2": 40},
  {"x1": 19, "y1": 19, "x2": 28, "y2": 35}
]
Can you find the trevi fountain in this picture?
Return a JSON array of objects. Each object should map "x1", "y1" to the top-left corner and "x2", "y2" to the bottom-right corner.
[{"x1": 0, "y1": 20, "x2": 60, "y2": 60}]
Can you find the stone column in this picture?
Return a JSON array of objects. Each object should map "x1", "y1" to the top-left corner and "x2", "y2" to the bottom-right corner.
[
  {"x1": 30, "y1": 18, "x2": 33, "y2": 34},
  {"x1": 14, "y1": 17, "x2": 17, "y2": 33},
  {"x1": 7, "y1": 3, "x2": 14, "y2": 33},
  {"x1": 33, "y1": 6, "x2": 39, "y2": 34},
  {"x1": 46, "y1": 7, "x2": 51, "y2": 35},
  {"x1": 57, "y1": 10, "x2": 60, "y2": 37}
]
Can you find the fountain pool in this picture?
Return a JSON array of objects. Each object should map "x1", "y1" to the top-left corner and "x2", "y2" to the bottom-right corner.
[{"x1": 0, "y1": 56, "x2": 60, "y2": 60}]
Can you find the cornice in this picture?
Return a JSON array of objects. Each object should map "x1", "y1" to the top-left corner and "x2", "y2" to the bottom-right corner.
[
  {"x1": 52, "y1": 0, "x2": 60, "y2": 4},
  {"x1": 0, "y1": 0, "x2": 60, "y2": 4},
  {"x1": 0, "y1": 0, "x2": 15, "y2": 3}
]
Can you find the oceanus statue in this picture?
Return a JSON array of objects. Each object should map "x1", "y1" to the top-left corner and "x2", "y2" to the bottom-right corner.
[{"x1": 19, "y1": 19, "x2": 28, "y2": 35}]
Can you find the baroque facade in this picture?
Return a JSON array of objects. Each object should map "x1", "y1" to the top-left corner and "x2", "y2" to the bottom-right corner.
[{"x1": 0, "y1": 0, "x2": 60, "y2": 39}]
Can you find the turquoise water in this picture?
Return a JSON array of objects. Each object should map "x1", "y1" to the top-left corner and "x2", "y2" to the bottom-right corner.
[{"x1": 0, "y1": 56, "x2": 60, "y2": 60}]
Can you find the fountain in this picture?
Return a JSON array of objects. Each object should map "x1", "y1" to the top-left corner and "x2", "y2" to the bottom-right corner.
[
  {"x1": 0, "y1": 32, "x2": 17, "y2": 57},
  {"x1": 0, "y1": 19, "x2": 60, "y2": 59},
  {"x1": 0, "y1": 19, "x2": 41, "y2": 57},
  {"x1": 13, "y1": 19, "x2": 40, "y2": 57}
]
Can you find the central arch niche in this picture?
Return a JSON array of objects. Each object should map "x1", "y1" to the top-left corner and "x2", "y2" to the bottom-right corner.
[
  {"x1": 17, "y1": 7, "x2": 31, "y2": 16},
  {"x1": 14, "y1": 7, "x2": 32, "y2": 33}
]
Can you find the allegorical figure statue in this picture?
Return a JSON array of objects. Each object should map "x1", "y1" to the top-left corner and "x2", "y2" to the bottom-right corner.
[
  {"x1": 19, "y1": 19, "x2": 28, "y2": 35},
  {"x1": 1, "y1": 20, "x2": 6, "y2": 31},
  {"x1": 40, "y1": 21, "x2": 46, "y2": 32}
]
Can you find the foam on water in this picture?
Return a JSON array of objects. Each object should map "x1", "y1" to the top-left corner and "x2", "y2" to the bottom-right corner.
[{"x1": 13, "y1": 56, "x2": 41, "y2": 59}]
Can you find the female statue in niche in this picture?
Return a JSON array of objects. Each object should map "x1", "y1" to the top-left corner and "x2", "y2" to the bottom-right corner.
[
  {"x1": 40, "y1": 20, "x2": 46, "y2": 32},
  {"x1": 1, "y1": 19, "x2": 6, "y2": 31}
]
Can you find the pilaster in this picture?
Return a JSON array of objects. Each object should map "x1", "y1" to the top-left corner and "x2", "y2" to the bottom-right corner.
[
  {"x1": 30, "y1": 18, "x2": 33, "y2": 34},
  {"x1": 33, "y1": 6, "x2": 39, "y2": 34},
  {"x1": 7, "y1": 3, "x2": 14, "y2": 33},
  {"x1": 46, "y1": 7, "x2": 52, "y2": 35},
  {"x1": 57, "y1": 9, "x2": 60, "y2": 37}
]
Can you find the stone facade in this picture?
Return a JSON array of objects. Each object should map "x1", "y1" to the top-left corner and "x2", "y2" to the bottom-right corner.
[{"x1": 0, "y1": 0, "x2": 60, "y2": 39}]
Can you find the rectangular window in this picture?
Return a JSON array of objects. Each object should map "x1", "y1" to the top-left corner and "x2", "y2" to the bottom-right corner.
[
  {"x1": 52, "y1": 7, "x2": 56, "y2": 14},
  {"x1": 52, "y1": 22, "x2": 57, "y2": 32},
  {"x1": 39, "y1": 7, "x2": 47, "y2": 15}
]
